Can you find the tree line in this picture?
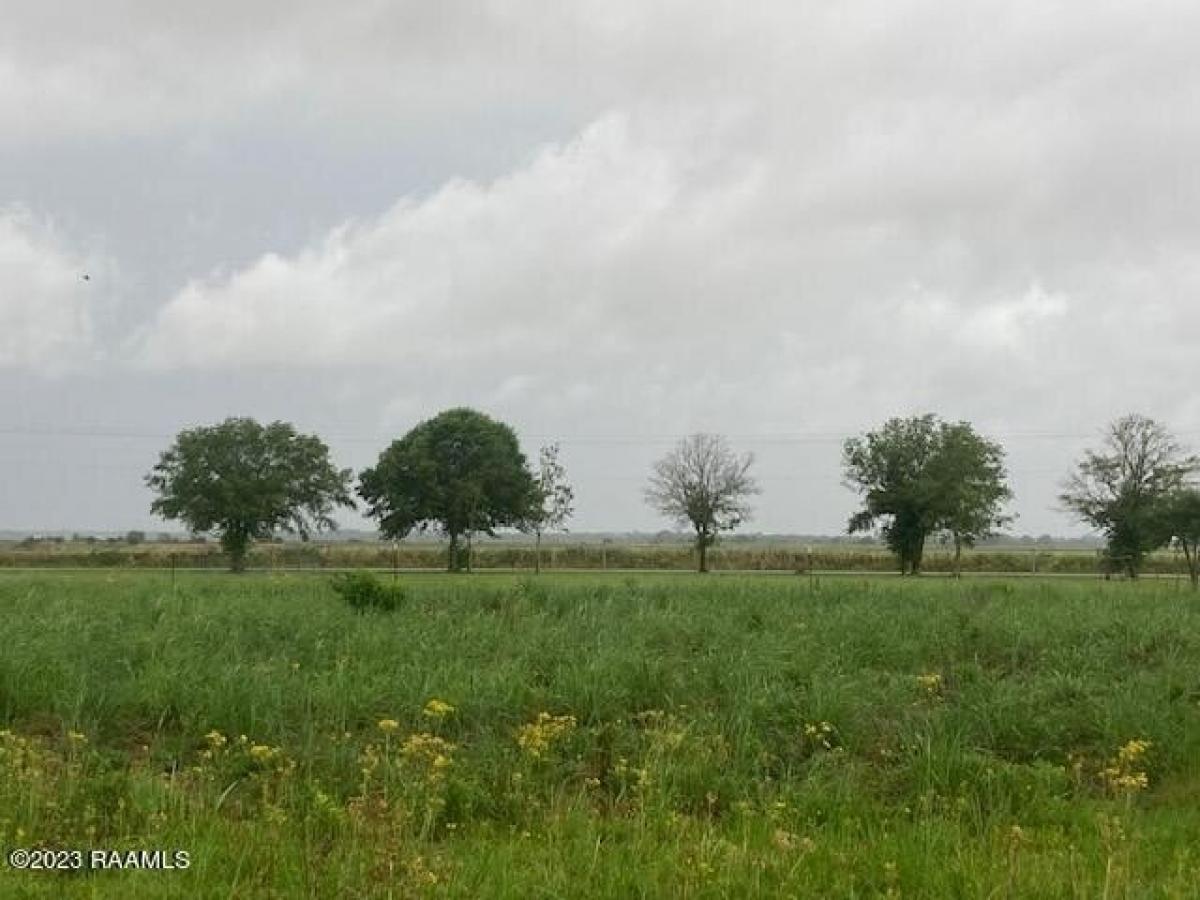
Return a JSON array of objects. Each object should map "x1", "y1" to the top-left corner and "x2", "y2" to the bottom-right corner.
[{"x1": 144, "y1": 408, "x2": 1200, "y2": 585}]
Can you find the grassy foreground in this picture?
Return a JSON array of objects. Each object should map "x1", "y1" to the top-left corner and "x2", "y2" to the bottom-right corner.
[{"x1": 0, "y1": 574, "x2": 1198, "y2": 898}]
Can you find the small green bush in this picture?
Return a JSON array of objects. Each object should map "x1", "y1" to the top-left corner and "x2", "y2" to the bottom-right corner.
[{"x1": 329, "y1": 571, "x2": 402, "y2": 613}]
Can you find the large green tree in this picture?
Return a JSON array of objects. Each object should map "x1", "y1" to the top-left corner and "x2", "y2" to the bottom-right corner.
[
  {"x1": 146, "y1": 418, "x2": 354, "y2": 572},
  {"x1": 645, "y1": 433, "x2": 758, "y2": 573},
  {"x1": 843, "y1": 415, "x2": 1010, "y2": 575},
  {"x1": 934, "y1": 421, "x2": 1014, "y2": 575},
  {"x1": 1060, "y1": 414, "x2": 1198, "y2": 578},
  {"x1": 358, "y1": 408, "x2": 537, "y2": 572}
]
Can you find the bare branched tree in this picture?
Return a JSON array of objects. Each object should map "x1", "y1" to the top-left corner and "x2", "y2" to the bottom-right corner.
[
  {"x1": 645, "y1": 433, "x2": 758, "y2": 573},
  {"x1": 524, "y1": 443, "x2": 575, "y2": 574}
]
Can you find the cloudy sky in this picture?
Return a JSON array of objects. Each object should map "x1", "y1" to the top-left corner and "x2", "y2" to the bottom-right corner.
[{"x1": 2, "y1": 1, "x2": 1198, "y2": 536}]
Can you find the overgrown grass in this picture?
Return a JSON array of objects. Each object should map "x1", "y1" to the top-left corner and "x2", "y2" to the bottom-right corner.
[
  {"x1": 0, "y1": 573, "x2": 1198, "y2": 897},
  {"x1": 1, "y1": 538, "x2": 1183, "y2": 576}
]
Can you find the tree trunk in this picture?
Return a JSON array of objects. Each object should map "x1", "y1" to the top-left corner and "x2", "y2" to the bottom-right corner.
[
  {"x1": 447, "y1": 531, "x2": 460, "y2": 573},
  {"x1": 222, "y1": 526, "x2": 249, "y2": 573},
  {"x1": 535, "y1": 530, "x2": 542, "y2": 575},
  {"x1": 912, "y1": 533, "x2": 926, "y2": 576},
  {"x1": 697, "y1": 528, "x2": 709, "y2": 573},
  {"x1": 1185, "y1": 542, "x2": 1198, "y2": 590},
  {"x1": 953, "y1": 535, "x2": 962, "y2": 579}
]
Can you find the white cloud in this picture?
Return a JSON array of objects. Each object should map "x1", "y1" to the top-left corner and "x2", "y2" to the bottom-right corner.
[
  {"x1": 0, "y1": 208, "x2": 101, "y2": 372},
  {"x1": 133, "y1": 114, "x2": 740, "y2": 369}
]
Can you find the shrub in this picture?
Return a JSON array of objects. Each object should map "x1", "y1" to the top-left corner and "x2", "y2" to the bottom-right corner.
[{"x1": 330, "y1": 571, "x2": 402, "y2": 613}]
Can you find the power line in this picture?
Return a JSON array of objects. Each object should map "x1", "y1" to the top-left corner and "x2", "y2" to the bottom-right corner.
[{"x1": 2, "y1": 423, "x2": 1198, "y2": 444}]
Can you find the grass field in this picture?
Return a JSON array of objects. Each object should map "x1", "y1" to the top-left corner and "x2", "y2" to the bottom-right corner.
[
  {"x1": 0, "y1": 537, "x2": 1163, "y2": 577},
  {"x1": 1, "y1": 573, "x2": 1198, "y2": 897}
]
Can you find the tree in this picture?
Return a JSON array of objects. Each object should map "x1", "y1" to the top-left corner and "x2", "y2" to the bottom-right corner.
[
  {"x1": 358, "y1": 408, "x2": 537, "y2": 572},
  {"x1": 842, "y1": 415, "x2": 1010, "y2": 575},
  {"x1": 934, "y1": 422, "x2": 1014, "y2": 576},
  {"x1": 523, "y1": 443, "x2": 575, "y2": 574},
  {"x1": 1060, "y1": 414, "x2": 1198, "y2": 578},
  {"x1": 146, "y1": 418, "x2": 354, "y2": 572},
  {"x1": 1153, "y1": 489, "x2": 1200, "y2": 589},
  {"x1": 645, "y1": 433, "x2": 758, "y2": 573}
]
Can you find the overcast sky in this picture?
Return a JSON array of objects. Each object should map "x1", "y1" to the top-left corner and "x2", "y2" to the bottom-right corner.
[{"x1": 1, "y1": 1, "x2": 1198, "y2": 536}]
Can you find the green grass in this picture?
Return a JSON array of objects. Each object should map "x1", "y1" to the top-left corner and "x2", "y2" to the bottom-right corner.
[
  {"x1": 0, "y1": 537, "x2": 1174, "y2": 576},
  {"x1": 0, "y1": 573, "x2": 1198, "y2": 897}
]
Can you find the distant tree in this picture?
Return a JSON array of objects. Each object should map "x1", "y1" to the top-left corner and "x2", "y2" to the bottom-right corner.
[
  {"x1": 1060, "y1": 414, "x2": 1198, "y2": 578},
  {"x1": 146, "y1": 418, "x2": 354, "y2": 572},
  {"x1": 843, "y1": 415, "x2": 1011, "y2": 575},
  {"x1": 125, "y1": 530, "x2": 146, "y2": 545},
  {"x1": 522, "y1": 443, "x2": 575, "y2": 574},
  {"x1": 645, "y1": 433, "x2": 758, "y2": 573},
  {"x1": 933, "y1": 422, "x2": 1014, "y2": 576},
  {"x1": 358, "y1": 408, "x2": 537, "y2": 572},
  {"x1": 1154, "y1": 489, "x2": 1200, "y2": 589}
]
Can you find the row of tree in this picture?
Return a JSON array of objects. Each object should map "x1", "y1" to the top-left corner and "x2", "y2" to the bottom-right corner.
[
  {"x1": 147, "y1": 409, "x2": 572, "y2": 573},
  {"x1": 144, "y1": 408, "x2": 1200, "y2": 584}
]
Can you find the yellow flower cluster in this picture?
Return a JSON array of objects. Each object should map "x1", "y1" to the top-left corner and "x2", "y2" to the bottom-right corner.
[
  {"x1": 196, "y1": 731, "x2": 293, "y2": 776},
  {"x1": 248, "y1": 744, "x2": 285, "y2": 766},
  {"x1": 377, "y1": 719, "x2": 400, "y2": 734},
  {"x1": 516, "y1": 712, "x2": 577, "y2": 758},
  {"x1": 401, "y1": 732, "x2": 455, "y2": 781},
  {"x1": 423, "y1": 699, "x2": 456, "y2": 720},
  {"x1": 803, "y1": 721, "x2": 836, "y2": 750},
  {"x1": 916, "y1": 672, "x2": 943, "y2": 695},
  {"x1": 1102, "y1": 738, "x2": 1152, "y2": 794},
  {"x1": 0, "y1": 730, "x2": 44, "y2": 780}
]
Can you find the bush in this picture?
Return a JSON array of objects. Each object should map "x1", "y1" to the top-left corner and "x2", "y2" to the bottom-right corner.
[{"x1": 330, "y1": 571, "x2": 403, "y2": 613}]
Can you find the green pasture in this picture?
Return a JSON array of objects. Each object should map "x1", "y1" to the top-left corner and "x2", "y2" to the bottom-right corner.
[{"x1": 0, "y1": 573, "x2": 1197, "y2": 897}]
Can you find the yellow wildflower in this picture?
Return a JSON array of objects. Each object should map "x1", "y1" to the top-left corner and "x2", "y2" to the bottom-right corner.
[
  {"x1": 916, "y1": 672, "x2": 943, "y2": 694},
  {"x1": 1101, "y1": 738, "x2": 1152, "y2": 794},
  {"x1": 803, "y1": 721, "x2": 836, "y2": 750},
  {"x1": 377, "y1": 718, "x2": 400, "y2": 734},
  {"x1": 516, "y1": 712, "x2": 577, "y2": 758},
  {"x1": 423, "y1": 699, "x2": 456, "y2": 719}
]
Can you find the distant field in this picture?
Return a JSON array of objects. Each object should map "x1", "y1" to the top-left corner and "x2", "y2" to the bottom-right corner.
[
  {"x1": 1, "y1": 573, "x2": 1198, "y2": 897},
  {"x1": 0, "y1": 538, "x2": 1182, "y2": 577}
]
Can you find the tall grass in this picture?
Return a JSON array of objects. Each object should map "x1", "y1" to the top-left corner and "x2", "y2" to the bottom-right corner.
[
  {"x1": 1, "y1": 540, "x2": 1186, "y2": 576},
  {"x1": 0, "y1": 574, "x2": 1197, "y2": 897}
]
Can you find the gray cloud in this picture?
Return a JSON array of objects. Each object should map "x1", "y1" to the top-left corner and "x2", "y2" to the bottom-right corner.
[
  {"x1": 1, "y1": 1, "x2": 1198, "y2": 534},
  {"x1": 0, "y1": 207, "x2": 107, "y2": 371}
]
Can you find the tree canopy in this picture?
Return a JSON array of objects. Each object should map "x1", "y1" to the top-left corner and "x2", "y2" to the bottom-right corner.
[
  {"x1": 146, "y1": 417, "x2": 354, "y2": 571},
  {"x1": 843, "y1": 414, "x2": 1010, "y2": 574},
  {"x1": 1060, "y1": 414, "x2": 1198, "y2": 577},
  {"x1": 1153, "y1": 488, "x2": 1200, "y2": 589},
  {"x1": 357, "y1": 408, "x2": 537, "y2": 571},
  {"x1": 645, "y1": 433, "x2": 758, "y2": 573}
]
